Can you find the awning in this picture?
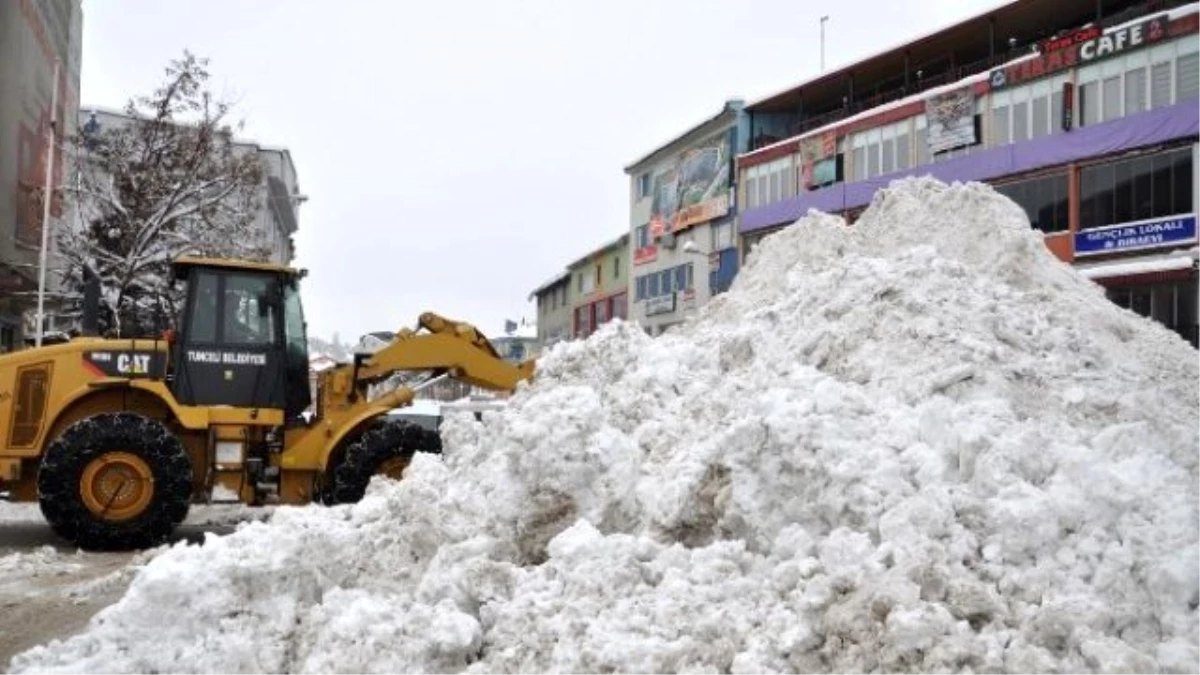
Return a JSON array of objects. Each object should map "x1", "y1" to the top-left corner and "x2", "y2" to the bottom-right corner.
[{"x1": 1074, "y1": 249, "x2": 1199, "y2": 280}]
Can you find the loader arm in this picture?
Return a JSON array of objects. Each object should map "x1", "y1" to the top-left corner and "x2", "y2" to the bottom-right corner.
[{"x1": 355, "y1": 311, "x2": 535, "y2": 392}]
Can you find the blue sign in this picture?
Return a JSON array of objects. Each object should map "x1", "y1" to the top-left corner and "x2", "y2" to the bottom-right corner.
[{"x1": 1074, "y1": 215, "x2": 1197, "y2": 257}]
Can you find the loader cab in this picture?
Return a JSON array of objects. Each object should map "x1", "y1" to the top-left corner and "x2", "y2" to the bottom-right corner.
[{"x1": 169, "y1": 257, "x2": 312, "y2": 419}]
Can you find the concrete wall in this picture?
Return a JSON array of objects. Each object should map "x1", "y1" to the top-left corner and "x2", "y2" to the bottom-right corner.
[
  {"x1": 534, "y1": 277, "x2": 572, "y2": 347},
  {"x1": 0, "y1": 0, "x2": 83, "y2": 348}
]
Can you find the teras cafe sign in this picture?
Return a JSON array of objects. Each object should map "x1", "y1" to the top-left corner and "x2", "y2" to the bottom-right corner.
[{"x1": 990, "y1": 13, "x2": 1173, "y2": 90}]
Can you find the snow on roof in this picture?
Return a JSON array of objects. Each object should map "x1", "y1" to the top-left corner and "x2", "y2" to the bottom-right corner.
[
  {"x1": 623, "y1": 99, "x2": 745, "y2": 173},
  {"x1": 564, "y1": 232, "x2": 630, "y2": 271},
  {"x1": 1074, "y1": 248, "x2": 1199, "y2": 280},
  {"x1": 528, "y1": 269, "x2": 572, "y2": 300}
]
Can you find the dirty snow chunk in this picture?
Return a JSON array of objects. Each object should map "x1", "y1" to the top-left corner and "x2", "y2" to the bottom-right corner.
[{"x1": 10, "y1": 177, "x2": 1198, "y2": 674}]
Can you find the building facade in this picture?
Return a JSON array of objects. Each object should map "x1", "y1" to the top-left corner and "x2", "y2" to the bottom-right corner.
[
  {"x1": 566, "y1": 233, "x2": 630, "y2": 340},
  {"x1": 735, "y1": 0, "x2": 1199, "y2": 347},
  {"x1": 624, "y1": 100, "x2": 748, "y2": 336},
  {"x1": 0, "y1": 0, "x2": 83, "y2": 351},
  {"x1": 529, "y1": 270, "x2": 572, "y2": 348},
  {"x1": 76, "y1": 108, "x2": 303, "y2": 267}
]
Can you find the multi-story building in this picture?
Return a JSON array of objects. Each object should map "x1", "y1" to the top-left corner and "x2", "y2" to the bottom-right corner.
[
  {"x1": 529, "y1": 270, "x2": 572, "y2": 348},
  {"x1": 735, "y1": 0, "x2": 1199, "y2": 347},
  {"x1": 0, "y1": 0, "x2": 84, "y2": 351},
  {"x1": 567, "y1": 233, "x2": 630, "y2": 340},
  {"x1": 75, "y1": 108, "x2": 303, "y2": 266},
  {"x1": 624, "y1": 99, "x2": 749, "y2": 336}
]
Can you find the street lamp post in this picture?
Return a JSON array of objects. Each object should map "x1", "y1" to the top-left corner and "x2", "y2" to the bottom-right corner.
[
  {"x1": 820, "y1": 16, "x2": 829, "y2": 72},
  {"x1": 35, "y1": 59, "x2": 60, "y2": 348}
]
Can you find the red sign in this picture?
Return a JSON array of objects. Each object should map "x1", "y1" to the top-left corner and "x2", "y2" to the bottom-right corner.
[
  {"x1": 1040, "y1": 25, "x2": 1102, "y2": 54},
  {"x1": 633, "y1": 245, "x2": 658, "y2": 266}
]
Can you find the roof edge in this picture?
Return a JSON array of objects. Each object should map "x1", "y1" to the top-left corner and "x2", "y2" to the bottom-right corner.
[{"x1": 623, "y1": 99, "x2": 746, "y2": 173}]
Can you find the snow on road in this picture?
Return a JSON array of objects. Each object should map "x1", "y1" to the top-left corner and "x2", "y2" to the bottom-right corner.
[{"x1": 8, "y1": 177, "x2": 1198, "y2": 673}]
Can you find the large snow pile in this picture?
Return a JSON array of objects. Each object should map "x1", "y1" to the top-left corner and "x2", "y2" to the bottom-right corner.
[{"x1": 10, "y1": 177, "x2": 1198, "y2": 674}]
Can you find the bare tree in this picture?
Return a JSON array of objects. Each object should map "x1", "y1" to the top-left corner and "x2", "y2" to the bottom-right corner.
[{"x1": 55, "y1": 50, "x2": 270, "y2": 338}]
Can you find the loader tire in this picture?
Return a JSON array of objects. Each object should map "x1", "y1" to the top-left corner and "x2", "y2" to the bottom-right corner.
[
  {"x1": 37, "y1": 412, "x2": 193, "y2": 551},
  {"x1": 330, "y1": 420, "x2": 442, "y2": 504}
]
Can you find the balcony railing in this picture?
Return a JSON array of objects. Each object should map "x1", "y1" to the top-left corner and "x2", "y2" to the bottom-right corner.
[{"x1": 751, "y1": 0, "x2": 1183, "y2": 152}]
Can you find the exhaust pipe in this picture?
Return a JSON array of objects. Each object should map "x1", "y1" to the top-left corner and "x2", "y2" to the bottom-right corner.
[{"x1": 80, "y1": 267, "x2": 100, "y2": 337}]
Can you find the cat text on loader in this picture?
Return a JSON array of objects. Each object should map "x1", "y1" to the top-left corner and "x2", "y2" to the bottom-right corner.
[{"x1": 0, "y1": 256, "x2": 535, "y2": 551}]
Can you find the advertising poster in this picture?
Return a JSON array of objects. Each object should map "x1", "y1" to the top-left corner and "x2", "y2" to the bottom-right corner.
[
  {"x1": 649, "y1": 133, "x2": 731, "y2": 235},
  {"x1": 925, "y1": 85, "x2": 976, "y2": 155}
]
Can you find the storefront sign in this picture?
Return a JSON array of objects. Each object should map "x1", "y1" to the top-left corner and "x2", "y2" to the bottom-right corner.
[
  {"x1": 1075, "y1": 215, "x2": 1198, "y2": 257},
  {"x1": 990, "y1": 12, "x2": 1175, "y2": 90},
  {"x1": 633, "y1": 245, "x2": 658, "y2": 266},
  {"x1": 925, "y1": 85, "x2": 977, "y2": 154},
  {"x1": 674, "y1": 192, "x2": 730, "y2": 231},
  {"x1": 644, "y1": 293, "x2": 676, "y2": 316}
]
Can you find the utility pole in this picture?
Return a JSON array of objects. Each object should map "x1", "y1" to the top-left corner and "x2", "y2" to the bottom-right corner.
[
  {"x1": 35, "y1": 59, "x2": 60, "y2": 348},
  {"x1": 820, "y1": 16, "x2": 829, "y2": 72}
]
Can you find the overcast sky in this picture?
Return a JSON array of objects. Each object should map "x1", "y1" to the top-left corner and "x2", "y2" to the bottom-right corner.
[{"x1": 79, "y1": 0, "x2": 1000, "y2": 344}]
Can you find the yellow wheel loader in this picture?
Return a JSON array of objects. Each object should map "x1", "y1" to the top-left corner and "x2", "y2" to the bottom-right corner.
[{"x1": 0, "y1": 257, "x2": 535, "y2": 551}]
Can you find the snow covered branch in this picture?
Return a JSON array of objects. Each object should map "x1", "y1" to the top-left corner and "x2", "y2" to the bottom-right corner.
[{"x1": 57, "y1": 50, "x2": 268, "y2": 338}]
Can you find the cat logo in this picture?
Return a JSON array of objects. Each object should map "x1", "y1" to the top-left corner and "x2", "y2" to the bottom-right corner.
[{"x1": 117, "y1": 353, "x2": 152, "y2": 375}]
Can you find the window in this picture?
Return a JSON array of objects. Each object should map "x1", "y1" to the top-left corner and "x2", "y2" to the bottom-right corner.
[
  {"x1": 595, "y1": 299, "x2": 609, "y2": 325},
  {"x1": 580, "y1": 270, "x2": 596, "y2": 295},
  {"x1": 1177, "y1": 52, "x2": 1199, "y2": 101},
  {"x1": 613, "y1": 256, "x2": 621, "y2": 279},
  {"x1": 993, "y1": 173, "x2": 1069, "y2": 234},
  {"x1": 1125, "y1": 67, "x2": 1147, "y2": 116},
  {"x1": 711, "y1": 221, "x2": 733, "y2": 250},
  {"x1": 1014, "y1": 100, "x2": 1030, "y2": 142},
  {"x1": 637, "y1": 172, "x2": 651, "y2": 198},
  {"x1": 612, "y1": 293, "x2": 628, "y2": 320},
  {"x1": 1102, "y1": 76, "x2": 1121, "y2": 122},
  {"x1": 1151, "y1": 60, "x2": 1172, "y2": 108},
  {"x1": 659, "y1": 269, "x2": 672, "y2": 295},
  {"x1": 674, "y1": 265, "x2": 688, "y2": 292},
  {"x1": 993, "y1": 106, "x2": 1010, "y2": 145},
  {"x1": 222, "y1": 274, "x2": 277, "y2": 345},
  {"x1": 636, "y1": 224, "x2": 650, "y2": 248},
  {"x1": 1107, "y1": 280, "x2": 1198, "y2": 348},
  {"x1": 1080, "y1": 146, "x2": 1194, "y2": 230},
  {"x1": 648, "y1": 273, "x2": 659, "y2": 297},
  {"x1": 636, "y1": 276, "x2": 647, "y2": 300},
  {"x1": 1081, "y1": 81, "x2": 1101, "y2": 126},
  {"x1": 190, "y1": 271, "x2": 220, "y2": 343},
  {"x1": 1031, "y1": 95, "x2": 1049, "y2": 139},
  {"x1": 895, "y1": 131, "x2": 910, "y2": 171}
]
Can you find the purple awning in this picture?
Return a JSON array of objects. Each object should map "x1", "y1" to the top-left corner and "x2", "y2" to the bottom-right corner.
[{"x1": 739, "y1": 99, "x2": 1200, "y2": 234}]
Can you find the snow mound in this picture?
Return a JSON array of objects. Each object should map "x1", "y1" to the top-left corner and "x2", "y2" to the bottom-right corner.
[{"x1": 10, "y1": 177, "x2": 1198, "y2": 674}]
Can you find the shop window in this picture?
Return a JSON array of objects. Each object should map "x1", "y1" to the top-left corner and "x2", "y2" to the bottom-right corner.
[
  {"x1": 1107, "y1": 280, "x2": 1199, "y2": 348},
  {"x1": 1080, "y1": 146, "x2": 1194, "y2": 230},
  {"x1": 595, "y1": 299, "x2": 609, "y2": 325},
  {"x1": 612, "y1": 293, "x2": 628, "y2": 320},
  {"x1": 993, "y1": 173, "x2": 1069, "y2": 234}
]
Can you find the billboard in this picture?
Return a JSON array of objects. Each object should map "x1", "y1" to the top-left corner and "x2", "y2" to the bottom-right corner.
[
  {"x1": 648, "y1": 133, "x2": 731, "y2": 236},
  {"x1": 925, "y1": 85, "x2": 977, "y2": 155}
]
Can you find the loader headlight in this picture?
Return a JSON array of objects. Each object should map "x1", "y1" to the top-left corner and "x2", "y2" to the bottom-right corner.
[{"x1": 215, "y1": 441, "x2": 244, "y2": 466}]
